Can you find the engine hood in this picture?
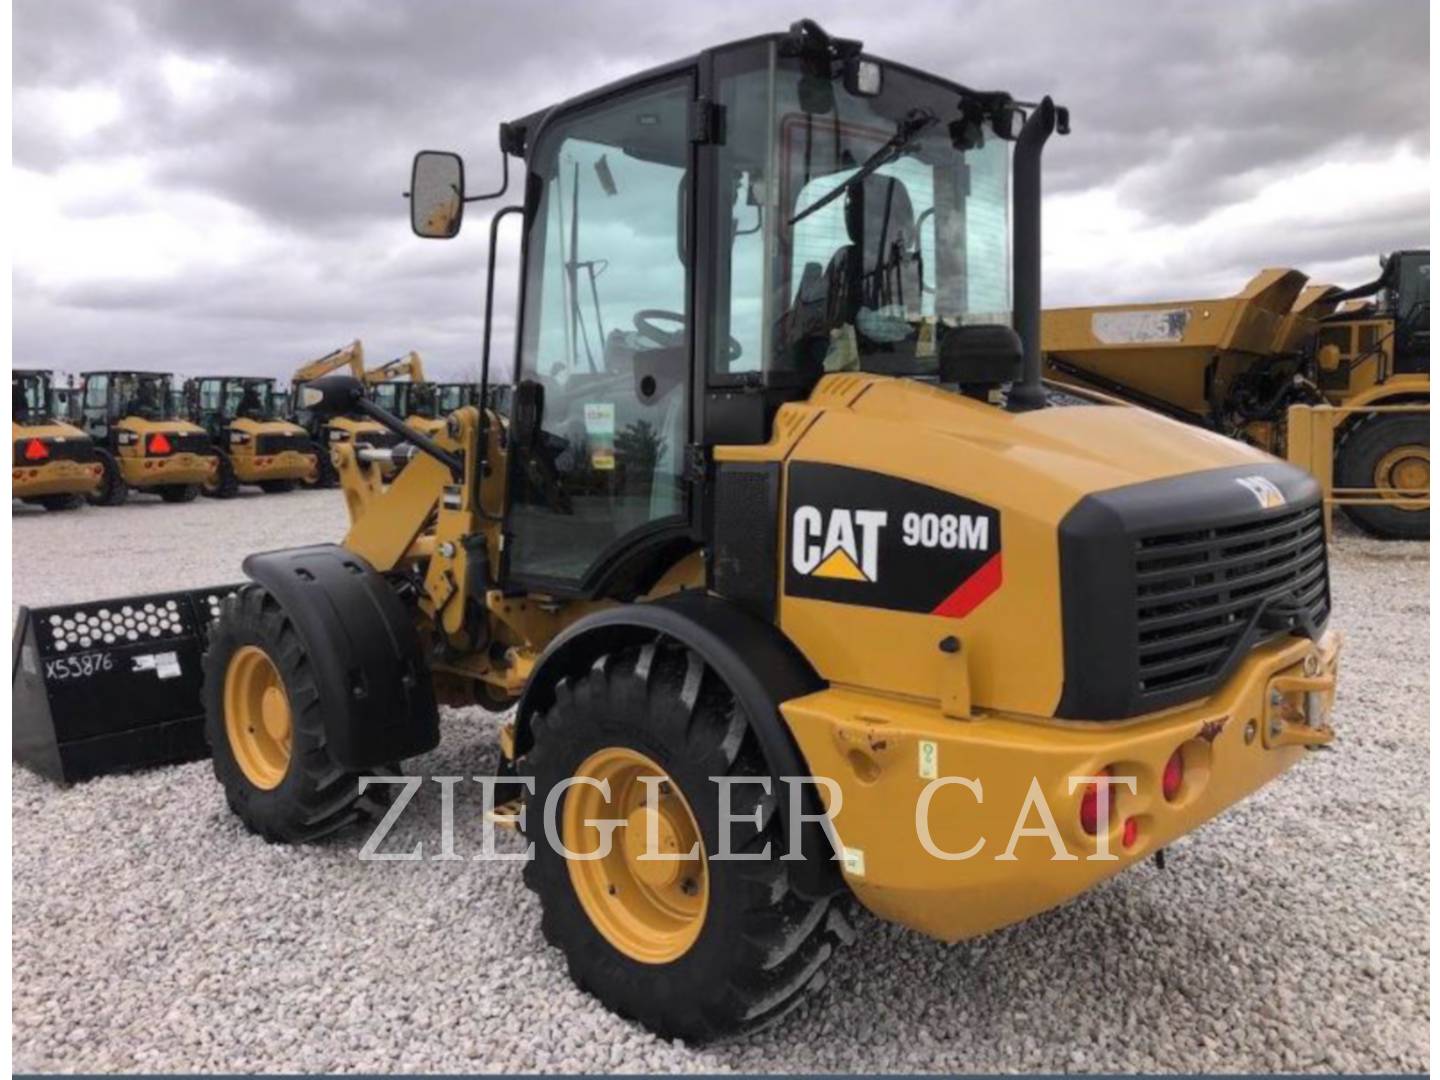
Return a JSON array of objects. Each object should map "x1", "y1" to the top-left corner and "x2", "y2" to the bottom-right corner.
[{"x1": 771, "y1": 374, "x2": 1317, "y2": 720}]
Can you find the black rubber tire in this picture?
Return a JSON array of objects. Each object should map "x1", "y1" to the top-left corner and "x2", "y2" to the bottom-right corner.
[
  {"x1": 36, "y1": 494, "x2": 85, "y2": 511},
  {"x1": 301, "y1": 442, "x2": 340, "y2": 489},
  {"x1": 202, "y1": 583, "x2": 395, "y2": 843},
  {"x1": 158, "y1": 483, "x2": 201, "y2": 503},
  {"x1": 521, "y1": 641, "x2": 853, "y2": 1042},
  {"x1": 259, "y1": 479, "x2": 299, "y2": 494},
  {"x1": 87, "y1": 449, "x2": 128, "y2": 506},
  {"x1": 204, "y1": 454, "x2": 240, "y2": 499},
  {"x1": 1336, "y1": 413, "x2": 1429, "y2": 540}
]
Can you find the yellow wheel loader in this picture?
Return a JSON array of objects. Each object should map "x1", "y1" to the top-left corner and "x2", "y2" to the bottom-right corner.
[
  {"x1": 12, "y1": 369, "x2": 105, "y2": 511},
  {"x1": 1043, "y1": 250, "x2": 1429, "y2": 539},
  {"x1": 289, "y1": 341, "x2": 402, "y2": 487},
  {"x1": 76, "y1": 371, "x2": 216, "y2": 505},
  {"x1": 18, "y1": 22, "x2": 1341, "y2": 1041},
  {"x1": 181, "y1": 376, "x2": 320, "y2": 497}
]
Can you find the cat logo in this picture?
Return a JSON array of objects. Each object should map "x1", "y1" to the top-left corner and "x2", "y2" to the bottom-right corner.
[
  {"x1": 791, "y1": 507, "x2": 887, "y2": 583},
  {"x1": 1235, "y1": 475, "x2": 1287, "y2": 509}
]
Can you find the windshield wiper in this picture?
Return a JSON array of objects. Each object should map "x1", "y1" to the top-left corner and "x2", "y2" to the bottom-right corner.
[{"x1": 789, "y1": 108, "x2": 937, "y2": 227}]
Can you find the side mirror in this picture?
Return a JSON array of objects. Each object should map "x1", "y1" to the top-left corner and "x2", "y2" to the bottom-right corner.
[
  {"x1": 409, "y1": 151, "x2": 466, "y2": 239},
  {"x1": 298, "y1": 374, "x2": 365, "y2": 419},
  {"x1": 938, "y1": 324, "x2": 1024, "y2": 396},
  {"x1": 511, "y1": 379, "x2": 544, "y2": 451}
]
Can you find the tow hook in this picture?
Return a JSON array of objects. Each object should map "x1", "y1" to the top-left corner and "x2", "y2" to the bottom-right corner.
[{"x1": 1263, "y1": 672, "x2": 1336, "y2": 749}]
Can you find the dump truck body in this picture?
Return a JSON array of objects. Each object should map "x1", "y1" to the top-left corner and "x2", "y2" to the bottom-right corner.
[{"x1": 1043, "y1": 254, "x2": 1429, "y2": 538}]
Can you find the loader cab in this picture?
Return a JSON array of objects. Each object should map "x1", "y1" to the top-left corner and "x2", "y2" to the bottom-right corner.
[
  {"x1": 1384, "y1": 249, "x2": 1429, "y2": 372},
  {"x1": 79, "y1": 371, "x2": 177, "y2": 439},
  {"x1": 13, "y1": 370, "x2": 52, "y2": 427},
  {"x1": 186, "y1": 377, "x2": 281, "y2": 439},
  {"x1": 411, "y1": 382, "x2": 478, "y2": 419},
  {"x1": 415, "y1": 25, "x2": 1042, "y2": 597},
  {"x1": 369, "y1": 381, "x2": 417, "y2": 418}
]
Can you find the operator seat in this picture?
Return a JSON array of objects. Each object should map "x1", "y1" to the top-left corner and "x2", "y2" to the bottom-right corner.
[{"x1": 823, "y1": 173, "x2": 922, "y2": 367}]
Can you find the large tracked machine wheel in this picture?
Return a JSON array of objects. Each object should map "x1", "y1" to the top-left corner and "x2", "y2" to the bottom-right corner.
[
  {"x1": 1336, "y1": 413, "x2": 1429, "y2": 540},
  {"x1": 86, "y1": 449, "x2": 128, "y2": 506},
  {"x1": 203, "y1": 453, "x2": 240, "y2": 499},
  {"x1": 301, "y1": 442, "x2": 340, "y2": 489},
  {"x1": 521, "y1": 641, "x2": 853, "y2": 1042},
  {"x1": 201, "y1": 584, "x2": 392, "y2": 842}
]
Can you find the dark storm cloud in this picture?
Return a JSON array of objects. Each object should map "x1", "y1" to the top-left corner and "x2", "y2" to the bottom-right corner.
[{"x1": 12, "y1": 0, "x2": 1430, "y2": 378}]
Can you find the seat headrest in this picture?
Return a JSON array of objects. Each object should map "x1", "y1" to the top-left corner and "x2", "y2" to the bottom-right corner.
[{"x1": 844, "y1": 174, "x2": 917, "y2": 266}]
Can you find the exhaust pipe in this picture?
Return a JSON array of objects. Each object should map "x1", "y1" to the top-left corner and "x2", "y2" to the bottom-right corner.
[{"x1": 1008, "y1": 96, "x2": 1059, "y2": 412}]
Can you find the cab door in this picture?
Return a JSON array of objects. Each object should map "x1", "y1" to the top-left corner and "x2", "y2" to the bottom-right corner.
[{"x1": 504, "y1": 72, "x2": 697, "y2": 595}]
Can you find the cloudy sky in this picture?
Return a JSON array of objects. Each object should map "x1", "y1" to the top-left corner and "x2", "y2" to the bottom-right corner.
[{"x1": 13, "y1": 0, "x2": 1430, "y2": 382}]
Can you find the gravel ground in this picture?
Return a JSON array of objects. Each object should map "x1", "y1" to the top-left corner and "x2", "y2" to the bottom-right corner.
[{"x1": 11, "y1": 491, "x2": 1430, "y2": 1073}]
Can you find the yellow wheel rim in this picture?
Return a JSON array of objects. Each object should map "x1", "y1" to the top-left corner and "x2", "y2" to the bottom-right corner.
[
  {"x1": 224, "y1": 645, "x2": 293, "y2": 790},
  {"x1": 1374, "y1": 444, "x2": 1429, "y2": 510},
  {"x1": 563, "y1": 748, "x2": 708, "y2": 964}
]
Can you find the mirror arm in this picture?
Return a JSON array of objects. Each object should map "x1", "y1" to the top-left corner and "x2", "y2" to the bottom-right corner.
[{"x1": 463, "y1": 150, "x2": 510, "y2": 203}]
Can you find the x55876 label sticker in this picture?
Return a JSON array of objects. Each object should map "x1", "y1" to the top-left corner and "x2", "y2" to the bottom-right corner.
[{"x1": 784, "y1": 462, "x2": 1002, "y2": 618}]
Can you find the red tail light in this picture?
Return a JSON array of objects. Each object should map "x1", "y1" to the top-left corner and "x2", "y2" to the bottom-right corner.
[
  {"x1": 23, "y1": 439, "x2": 49, "y2": 461},
  {"x1": 1079, "y1": 768, "x2": 1111, "y2": 835},
  {"x1": 1162, "y1": 749, "x2": 1184, "y2": 801},
  {"x1": 148, "y1": 433, "x2": 173, "y2": 454}
]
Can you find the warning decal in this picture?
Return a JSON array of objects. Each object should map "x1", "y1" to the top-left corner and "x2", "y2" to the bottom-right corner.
[{"x1": 784, "y1": 462, "x2": 1003, "y2": 617}]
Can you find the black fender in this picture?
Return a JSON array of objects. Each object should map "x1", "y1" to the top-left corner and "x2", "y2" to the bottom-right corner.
[
  {"x1": 515, "y1": 589, "x2": 842, "y2": 897},
  {"x1": 242, "y1": 544, "x2": 439, "y2": 768}
]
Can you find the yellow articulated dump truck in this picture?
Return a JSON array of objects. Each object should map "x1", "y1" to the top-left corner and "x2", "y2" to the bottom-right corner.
[
  {"x1": 1043, "y1": 250, "x2": 1429, "y2": 539},
  {"x1": 75, "y1": 370, "x2": 216, "y2": 505},
  {"x1": 182, "y1": 376, "x2": 319, "y2": 497},
  {"x1": 12, "y1": 369, "x2": 104, "y2": 511},
  {"x1": 15, "y1": 21, "x2": 1342, "y2": 1040}
]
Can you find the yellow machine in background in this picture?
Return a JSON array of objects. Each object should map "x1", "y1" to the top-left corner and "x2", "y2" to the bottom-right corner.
[
  {"x1": 288, "y1": 342, "x2": 402, "y2": 487},
  {"x1": 12, "y1": 369, "x2": 104, "y2": 511},
  {"x1": 1043, "y1": 250, "x2": 1429, "y2": 539},
  {"x1": 76, "y1": 370, "x2": 215, "y2": 505},
  {"x1": 182, "y1": 376, "x2": 319, "y2": 497},
  {"x1": 365, "y1": 352, "x2": 481, "y2": 439}
]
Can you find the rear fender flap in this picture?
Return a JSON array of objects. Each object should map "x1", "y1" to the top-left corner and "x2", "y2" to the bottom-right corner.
[
  {"x1": 515, "y1": 590, "x2": 842, "y2": 898},
  {"x1": 242, "y1": 544, "x2": 438, "y2": 768}
]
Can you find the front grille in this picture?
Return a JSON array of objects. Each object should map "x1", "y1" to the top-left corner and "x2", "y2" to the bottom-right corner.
[
  {"x1": 1057, "y1": 463, "x2": 1328, "y2": 721},
  {"x1": 13, "y1": 437, "x2": 95, "y2": 464},
  {"x1": 255, "y1": 432, "x2": 313, "y2": 456},
  {"x1": 1134, "y1": 503, "x2": 1329, "y2": 696}
]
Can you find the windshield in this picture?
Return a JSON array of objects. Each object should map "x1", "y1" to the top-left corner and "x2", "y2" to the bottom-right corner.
[
  {"x1": 711, "y1": 45, "x2": 1011, "y2": 383},
  {"x1": 371, "y1": 383, "x2": 412, "y2": 416},
  {"x1": 13, "y1": 373, "x2": 50, "y2": 423},
  {"x1": 225, "y1": 379, "x2": 274, "y2": 419},
  {"x1": 114, "y1": 374, "x2": 174, "y2": 420},
  {"x1": 435, "y1": 385, "x2": 471, "y2": 414}
]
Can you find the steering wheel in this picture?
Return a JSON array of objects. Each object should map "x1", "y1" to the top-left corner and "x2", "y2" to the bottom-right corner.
[{"x1": 633, "y1": 310, "x2": 743, "y2": 363}]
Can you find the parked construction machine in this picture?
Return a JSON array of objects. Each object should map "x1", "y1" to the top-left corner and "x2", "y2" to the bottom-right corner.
[
  {"x1": 1043, "y1": 250, "x2": 1429, "y2": 539},
  {"x1": 287, "y1": 342, "x2": 402, "y2": 486},
  {"x1": 75, "y1": 371, "x2": 215, "y2": 504},
  {"x1": 14, "y1": 23, "x2": 1341, "y2": 1040},
  {"x1": 12, "y1": 369, "x2": 104, "y2": 511},
  {"x1": 181, "y1": 376, "x2": 319, "y2": 497},
  {"x1": 366, "y1": 352, "x2": 481, "y2": 439}
]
